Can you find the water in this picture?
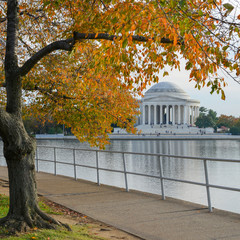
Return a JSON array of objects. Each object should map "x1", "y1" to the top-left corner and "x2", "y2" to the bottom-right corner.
[{"x1": 0, "y1": 139, "x2": 240, "y2": 214}]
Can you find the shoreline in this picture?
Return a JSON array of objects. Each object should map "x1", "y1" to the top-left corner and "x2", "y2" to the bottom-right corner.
[
  {"x1": 109, "y1": 134, "x2": 240, "y2": 140},
  {"x1": 34, "y1": 134, "x2": 240, "y2": 141}
]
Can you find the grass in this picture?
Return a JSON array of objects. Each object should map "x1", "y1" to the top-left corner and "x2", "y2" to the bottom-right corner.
[
  {"x1": 0, "y1": 194, "x2": 9, "y2": 218},
  {"x1": 0, "y1": 194, "x2": 105, "y2": 240},
  {"x1": 0, "y1": 225, "x2": 104, "y2": 240},
  {"x1": 38, "y1": 200, "x2": 63, "y2": 216}
]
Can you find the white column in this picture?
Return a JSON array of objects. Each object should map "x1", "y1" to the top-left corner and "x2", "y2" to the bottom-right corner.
[
  {"x1": 172, "y1": 105, "x2": 175, "y2": 125},
  {"x1": 154, "y1": 105, "x2": 157, "y2": 125},
  {"x1": 189, "y1": 106, "x2": 191, "y2": 125},
  {"x1": 183, "y1": 105, "x2": 187, "y2": 124},
  {"x1": 166, "y1": 105, "x2": 169, "y2": 125},
  {"x1": 188, "y1": 106, "x2": 191, "y2": 125},
  {"x1": 197, "y1": 107, "x2": 199, "y2": 118},
  {"x1": 147, "y1": 105, "x2": 150, "y2": 125},
  {"x1": 142, "y1": 104, "x2": 145, "y2": 125},
  {"x1": 148, "y1": 105, "x2": 151, "y2": 125},
  {"x1": 178, "y1": 105, "x2": 181, "y2": 124},
  {"x1": 193, "y1": 106, "x2": 196, "y2": 124},
  {"x1": 190, "y1": 106, "x2": 193, "y2": 125},
  {"x1": 185, "y1": 106, "x2": 189, "y2": 125},
  {"x1": 159, "y1": 105, "x2": 162, "y2": 124}
]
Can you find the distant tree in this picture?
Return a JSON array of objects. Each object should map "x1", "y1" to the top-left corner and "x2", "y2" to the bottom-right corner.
[
  {"x1": 230, "y1": 126, "x2": 240, "y2": 135},
  {"x1": 234, "y1": 119, "x2": 240, "y2": 128},
  {"x1": 23, "y1": 116, "x2": 39, "y2": 135},
  {"x1": 195, "y1": 107, "x2": 217, "y2": 129},
  {"x1": 199, "y1": 107, "x2": 208, "y2": 115},
  {"x1": 208, "y1": 109, "x2": 217, "y2": 122},
  {"x1": 228, "y1": 118, "x2": 240, "y2": 135},
  {"x1": 23, "y1": 115, "x2": 66, "y2": 135},
  {"x1": 216, "y1": 115, "x2": 236, "y2": 128},
  {"x1": 195, "y1": 115, "x2": 215, "y2": 128}
]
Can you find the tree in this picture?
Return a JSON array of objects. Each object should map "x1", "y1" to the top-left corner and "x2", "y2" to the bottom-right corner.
[
  {"x1": 23, "y1": 114, "x2": 68, "y2": 135},
  {"x1": 195, "y1": 114, "x2": 216, "y2": 128},
  {"x1": 217, "y1": 114, "x2": 237, "y2": 128},
  {"x1": 216, "y1": 114, "x2": 240, "y2": 134},
  {"x1": 208, "y1": 109, "x2": 217, "y2": 122},
  {"x1": 195, "y1": 107, "x2": 217, "y2": 128},
  {"x1": 217, "y1": 116, "x2": 240, "y2": 135},
  {"x1": 0, "y1": 0, "x2": 240, "y2": 233},
  {"x1": 230, "y1": 126, "x2": 240, "y2": 135},
  {"x1": 199, "y1": 106, "x2": 208, "y2": 114},
  {"x1": 230, "y1": 118, "x2": 240, "y2": 135}
]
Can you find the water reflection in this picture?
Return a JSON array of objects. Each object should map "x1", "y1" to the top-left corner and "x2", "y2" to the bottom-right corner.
[{"x1": 0, "y1": 139, "x2": 240, "y2": 214}]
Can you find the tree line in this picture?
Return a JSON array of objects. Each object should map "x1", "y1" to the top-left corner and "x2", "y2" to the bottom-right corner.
[
  {"x1": 23, "y1": 116, "x2": 72, "y2": 136},
  {"x1": 195, "y1": 107, "x2": 240, "y2": 135}
]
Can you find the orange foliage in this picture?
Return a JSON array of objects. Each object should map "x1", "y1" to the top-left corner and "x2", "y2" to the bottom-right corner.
[{"x1": 1, "y1": 0, "x2": 239, "y2": 147}]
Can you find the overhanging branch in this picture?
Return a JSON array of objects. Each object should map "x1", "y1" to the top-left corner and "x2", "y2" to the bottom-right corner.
[
  {"x1": 209, "y1": 16, "x2": 240, "y2": 27},
  {"x1": 23, "y1": 84, "x2": 75, "y2": 100},
  {"x1": 19, "y1": 32, "x2": 176, "y2": 77},
  {"x1": 19, "y1": 39, "x2": 74, "y2": 76},
  {"x1": 73, "y1": 32, "x2": 175, "y2": 43}
]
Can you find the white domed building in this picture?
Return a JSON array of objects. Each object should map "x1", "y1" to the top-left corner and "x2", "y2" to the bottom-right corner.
[{"x1": 137, "y1": 82, "x2": 200, "y2": 131}]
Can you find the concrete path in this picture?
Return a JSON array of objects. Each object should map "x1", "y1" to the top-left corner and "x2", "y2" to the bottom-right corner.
[{"x1": 0, "y1": 166, "x2": 239, "y2": 240}]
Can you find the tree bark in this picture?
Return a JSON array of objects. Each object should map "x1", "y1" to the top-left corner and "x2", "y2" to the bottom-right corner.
[
  {"x1": 0, "y1": 0, "x2": 70, "y2": 232},
  {"x1": 0, "y1": 113, "x2": 68, "y2": 233}
]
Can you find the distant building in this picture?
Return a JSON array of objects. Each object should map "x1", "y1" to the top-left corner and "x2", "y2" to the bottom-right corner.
[{"x1": 138, "y1": 82, "x2": 200, "y2": 126}]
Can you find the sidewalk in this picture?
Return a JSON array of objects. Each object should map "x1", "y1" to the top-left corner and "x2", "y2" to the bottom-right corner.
[{"x1": 0, "y1": 166, "x2": 239, "y2": 240}]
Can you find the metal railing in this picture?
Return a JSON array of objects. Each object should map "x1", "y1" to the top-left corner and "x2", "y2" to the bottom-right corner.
[{"x1": 34, "y1": 145, "x2": 240, "y2": 213}]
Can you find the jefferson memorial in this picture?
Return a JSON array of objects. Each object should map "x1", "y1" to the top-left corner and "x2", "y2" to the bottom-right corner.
[{"x1": 138, "y1": 82, "x2": 200, "y2": 127}]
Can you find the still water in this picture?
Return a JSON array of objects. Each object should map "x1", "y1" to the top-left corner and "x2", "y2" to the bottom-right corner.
[{"x1": 0, "y1": 139, "x2": 240, "y2": 214}]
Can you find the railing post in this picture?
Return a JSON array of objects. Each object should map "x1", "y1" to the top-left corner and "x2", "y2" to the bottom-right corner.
[
  {"x1": 203, "y1": 160, "x2": 212, "y2": 212},
  {"x1": 96, "y1": 151, "x2": 100, "y2": 185},
  {"x1": 73, "y1": 149, "x2": 77, "y2": 180},
  {"x1": 54, "y1": 147, "x2": 57, "y2": 176},
  {"x1": 122, "y1": 153, "x2": 129, "y2": 192},
  {"x1": 35, "y1": 147, "x2": 39, "y2": 172},
  {"x1": 159, "y1": 156, "x2": 165, "y2": 200}
]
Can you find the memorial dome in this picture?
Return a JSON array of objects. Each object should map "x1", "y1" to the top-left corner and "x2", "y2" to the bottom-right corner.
[{"x1": 145, "y1": 81, "x2": 190, "y2": 100}]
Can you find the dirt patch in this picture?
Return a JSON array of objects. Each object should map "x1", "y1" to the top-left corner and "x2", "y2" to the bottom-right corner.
[
  {"x1": 0, "y1": 179, "x2": 9, "y2": 196},
  {"x1": 0, "y1": 179, "x2": 142, "y2": 240}
]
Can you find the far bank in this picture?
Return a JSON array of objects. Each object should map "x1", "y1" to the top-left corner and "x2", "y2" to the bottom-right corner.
[{"x1": 34, "y1": 133, "x2": 240, "y2": 141}]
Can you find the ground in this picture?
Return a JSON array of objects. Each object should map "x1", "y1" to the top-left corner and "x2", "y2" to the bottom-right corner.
[{"x1": 0, "y1": 179, "x2": 141, "y2": 240}]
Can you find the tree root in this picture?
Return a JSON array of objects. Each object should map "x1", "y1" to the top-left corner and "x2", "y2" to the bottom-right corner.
[{"x1": 0, "y1": 208, "x2": 71, "y2": 234}]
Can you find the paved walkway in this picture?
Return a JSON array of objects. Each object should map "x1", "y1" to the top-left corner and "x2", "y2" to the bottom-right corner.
[{"x1": 0, "y1": 166, "x2": 239, "y2": 240}]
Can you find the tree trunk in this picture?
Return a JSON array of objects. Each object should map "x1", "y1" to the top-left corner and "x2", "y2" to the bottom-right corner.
[
  {"x1": 0, "y1": 116, "x2": 69, "y2": 233},
  {"x1": 0, "y1": 0, "x2": 69, "y2": 233}
]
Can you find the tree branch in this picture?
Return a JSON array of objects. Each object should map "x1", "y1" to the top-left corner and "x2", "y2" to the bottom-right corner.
[
  {"x1": 20, "y1": 32, "x2": 175, "y2": 77},
  {"x1": 209, "y1": 16, "x2": 240, "y2": 26},
  {"x1": 100, "y1": 0, "x2": 109, "y2": 10},
  {"x1": 73, "y1": 32, "x2": 174, "y2": 43},
  {"x1": 0, "y1": 17, "x2": 6, "y2": 23},
  {"x1": 23, "y1": 85, "x2": 74, "y2": 100},
  {"x1": 19, "y1": 39, "x2": 74, "y2": 76}
]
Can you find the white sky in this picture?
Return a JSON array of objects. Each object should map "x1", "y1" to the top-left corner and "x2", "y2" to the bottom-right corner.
[{"x1": 144, "y1": 66, "x2": 240, "y2": 117}]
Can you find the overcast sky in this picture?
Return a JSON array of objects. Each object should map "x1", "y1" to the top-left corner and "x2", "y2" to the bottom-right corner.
[{"x1": 144, "y1": 66, "x2": 240, "y2": 117}]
